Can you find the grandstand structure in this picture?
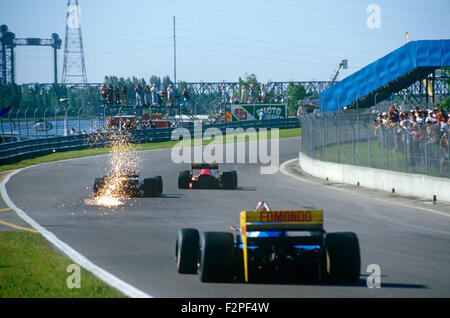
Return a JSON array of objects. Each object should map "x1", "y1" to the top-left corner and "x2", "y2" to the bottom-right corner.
[{"x1": 319, "y1": 39, "x2": 450, "y2": 112}]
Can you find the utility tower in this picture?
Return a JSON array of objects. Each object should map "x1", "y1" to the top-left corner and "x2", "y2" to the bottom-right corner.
[
  {"x1": 0, "y1": 25, "x2": 15, "y2": 84},
  {"x1": 1, "y1": 25, "x2": 61, "y2": 84},
  {"x1": 62, "y1": 0, "x2": 87, "y2": 85}
]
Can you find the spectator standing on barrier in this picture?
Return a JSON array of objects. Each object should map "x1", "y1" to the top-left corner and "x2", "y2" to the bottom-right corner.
[
  {"x1": 114, "y1": 86, "x2": 121, "y2": 105},
  {"x1": 144, "y1": 84, "x2": 151, "y2": 106},
  {"x1": 158, "y1": 90, "x2": 166, "y2": 107},
  {"x1": 259, "y1": 84, "x2": 266, "y2": 103},
  {"x1": 151, "y1": 84, "x2": 158, "y2": 105},
  {"x1": 221, "y1": 85, "x2": 228, "y2": 103},
  {"x1": 240, "y1": 85, "x2": 247, "y2": 104},
  {"x1": 122, "y1": 83, "x2": 128, "y2": 106},
  {"x1": 107, "y1": 84, "x2": 114, "y2": 106},
  {"x1": 135, "y1": 84, "x2": 143, "y2": 106},
  {"x1": 182, "y1": 88, "x2": 190, "y2": 109},
  {"x1": 167, "y1": 84, "x2": 174, "y2": 107},
  {"x1": 249, "y1": 84, "x2": 255, "y2": 103},
  {"x1": 100, "y1": 84, "x2": 107, "y2": 105}
]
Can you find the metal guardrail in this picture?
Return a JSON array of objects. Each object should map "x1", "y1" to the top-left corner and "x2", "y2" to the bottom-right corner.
[{"x1": 0, "y1": 118, "x2": 300, "y2": 164}]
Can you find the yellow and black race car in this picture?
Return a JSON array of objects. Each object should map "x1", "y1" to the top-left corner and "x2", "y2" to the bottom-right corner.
[{"x1": 175, "y1": 201, "x2": 360, "y2": 283}]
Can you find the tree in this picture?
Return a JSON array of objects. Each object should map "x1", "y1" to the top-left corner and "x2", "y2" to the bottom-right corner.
[{"x1": 286, "y1": 83, "x2": 311, "y2": 113}]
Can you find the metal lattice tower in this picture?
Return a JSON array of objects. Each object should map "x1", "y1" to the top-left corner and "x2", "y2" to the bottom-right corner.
[
  {"x1": 0, "y1": 25, "x2": 15, "y2": 84},
  {"x1": 62, "y1": 0, "x2": 87, "y2": 85}
]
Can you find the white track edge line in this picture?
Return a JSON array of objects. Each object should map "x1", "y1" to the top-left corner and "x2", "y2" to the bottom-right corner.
[{"x1": 1, "y1": 169, "x2": 152, "y2": 298}]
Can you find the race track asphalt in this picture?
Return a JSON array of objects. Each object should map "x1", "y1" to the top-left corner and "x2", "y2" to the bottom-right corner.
[{"x1": 4, "y1": 137, "x2": 450, "y2": 297}]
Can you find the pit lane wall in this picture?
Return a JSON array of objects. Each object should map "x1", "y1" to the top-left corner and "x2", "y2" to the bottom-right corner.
[{"x1": 298, "y1": 152, "x2": 450, "y2": 203}]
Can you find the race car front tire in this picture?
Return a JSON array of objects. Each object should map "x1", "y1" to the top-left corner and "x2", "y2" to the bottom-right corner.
[
  {"x1": 199, "y1": 232, "x2": 235, "y2": 282},
  {"x1": 143, "y1": 177, "x2": 158, "y2": 197},
  {"x1": 178, "y1": 170, "x2": 190, "y2": 189},
  {"x1": 325, "y1": 232, "x2": 360, "y2": 283},
  {"x1": 155, "y1": 175, "x2": 163, "y2": 195},
  {"x1": 176, "y1": 228, "x2": 200, "y2": 274}
]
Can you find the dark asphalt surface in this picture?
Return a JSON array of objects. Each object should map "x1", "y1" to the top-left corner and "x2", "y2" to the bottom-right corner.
[{"x1": 4, "y1": 137, "x2": 450, "y2": 297}]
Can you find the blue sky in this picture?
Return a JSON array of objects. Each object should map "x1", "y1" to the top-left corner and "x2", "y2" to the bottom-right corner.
[{"x1": 1, "y1": 0, "x2": 449, "y2": 84}]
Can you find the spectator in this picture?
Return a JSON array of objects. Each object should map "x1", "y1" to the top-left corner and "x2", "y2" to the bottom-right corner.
[
  {"x1": 135, "y1": 84, "x2": 143, "y2": 106},
  {"x1": 182, "y1": 88, "x2": 190, "y2": 109},
  {"x1": 107, "y1": 84, "x2": 113, "y2": 106},
  {"x1": 113, "y1": 86, "x2": 121, "y2": 105},
  {"x1": 249, "y1": 84, "x2": 255, "y2": 103},
  {"x1": 297, "y1": 102, "x2": 305, "y2": 117},
  {"x1": 258, "y1": 108, "x2": 266, "y2": 120},
  {"x1": 259, "y1": 84, "x2": 266, "y2": 103},
  {"x1": 167, "y1": 84, "x2": 174, "y2": 106},
  {"x1": 425, "y1": 110, "x2": 437, "y2": 124},
  {"x1": 157, "y1": 90, "x2": 166, "y2": 107},
  {"x1": 151, "y1": 84, "x2": 158, "y2": 105},
  {"x1": 439, "y1": 128, "x2": 449, "y2": 174},
  {"x1": 240, "y1": 85, "x2": 247, "y2": 104},
  {"x1": 144, "y1": 84, "x2": 151, "y2": 106},
  {"x1": 122, "y1": 83, "x2": 128, "y2": 106},
  {"x1": 100, "y1": 84, "x2": 107, "y2": 105},
  {"x1": 221, "y1": 85, "x2": 228, "y2": 103}
]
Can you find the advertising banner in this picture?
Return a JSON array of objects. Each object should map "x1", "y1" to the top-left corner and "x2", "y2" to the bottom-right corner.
[{"x1": 231, "y1": 104, "x2": 287, "y2": 121}]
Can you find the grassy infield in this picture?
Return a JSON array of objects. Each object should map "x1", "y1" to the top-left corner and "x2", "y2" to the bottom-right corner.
[{"x1": 0, "y1": 127, "x2": 301, "y2": 298}]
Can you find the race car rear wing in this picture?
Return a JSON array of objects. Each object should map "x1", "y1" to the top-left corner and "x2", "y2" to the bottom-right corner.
[
  {"x1": 239, "y1": 209, "x2": 323, "y2": 283},
  {"x1": 240, "y1": 210, "x2": 323, "y2": 234},
  {"x1": 191, "y1": 163, "x2": 219, "y2": 170}
]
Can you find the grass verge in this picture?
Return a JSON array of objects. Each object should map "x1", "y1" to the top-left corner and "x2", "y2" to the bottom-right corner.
[{"x1": 0, "y1": 231, "x2": 126, "y2": 298}]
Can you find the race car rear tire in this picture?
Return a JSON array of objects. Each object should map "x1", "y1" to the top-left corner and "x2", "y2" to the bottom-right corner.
[
  {"x1": 231, "y1": 170, "x2": 238, "y2": 188},
  {"x1": 178, "y1": 170, "x2": 190, "y2": 189},
  {"x1": 143, "y1": 177, "x2": 158, "y2": 197},
  {"x1": 325, "y1": 232, "x2": 360, "y2": 283},
  {"x1": 155, "y1": 175, "x2": 163, "y2": 195},
  {"x1": 221, "y1": 172, "x2": 235, "y2": 189},
  {"x1": 93, "y1": 177, "x2": 107, "y2": 196},
  {"x1": 199, "y1": 232, "x2": 234, "y2": 282},
  {"x1": 176, "y1": 228, "x2": 200, "y2": 274}
]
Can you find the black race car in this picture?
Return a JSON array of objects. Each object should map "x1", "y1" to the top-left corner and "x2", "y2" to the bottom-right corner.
[
  {"x1": 93, "y1": 169, "x2": 163, "y2": 197},
  {"x1": 178, "y1": 163, "x2": 237, "y2": 190}
]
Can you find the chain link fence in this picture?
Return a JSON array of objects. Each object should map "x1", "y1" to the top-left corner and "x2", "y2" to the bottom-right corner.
[{"x1": 300, "y1": 110, "x2": 450, "y2": 179}]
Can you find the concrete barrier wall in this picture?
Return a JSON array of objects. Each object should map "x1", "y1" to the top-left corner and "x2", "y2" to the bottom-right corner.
[{"x1": 299, "y1": 152, "x2": 450, "y2": 203}]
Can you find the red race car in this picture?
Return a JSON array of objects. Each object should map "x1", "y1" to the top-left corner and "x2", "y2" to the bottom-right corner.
[{"x1": 178, "y1": 164, "x2": 237, "y2": 190}]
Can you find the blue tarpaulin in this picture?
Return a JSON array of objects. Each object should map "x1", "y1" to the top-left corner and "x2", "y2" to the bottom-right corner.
[{"x1": 319, "y1": 40, "x2": 450, "y2": 112}]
